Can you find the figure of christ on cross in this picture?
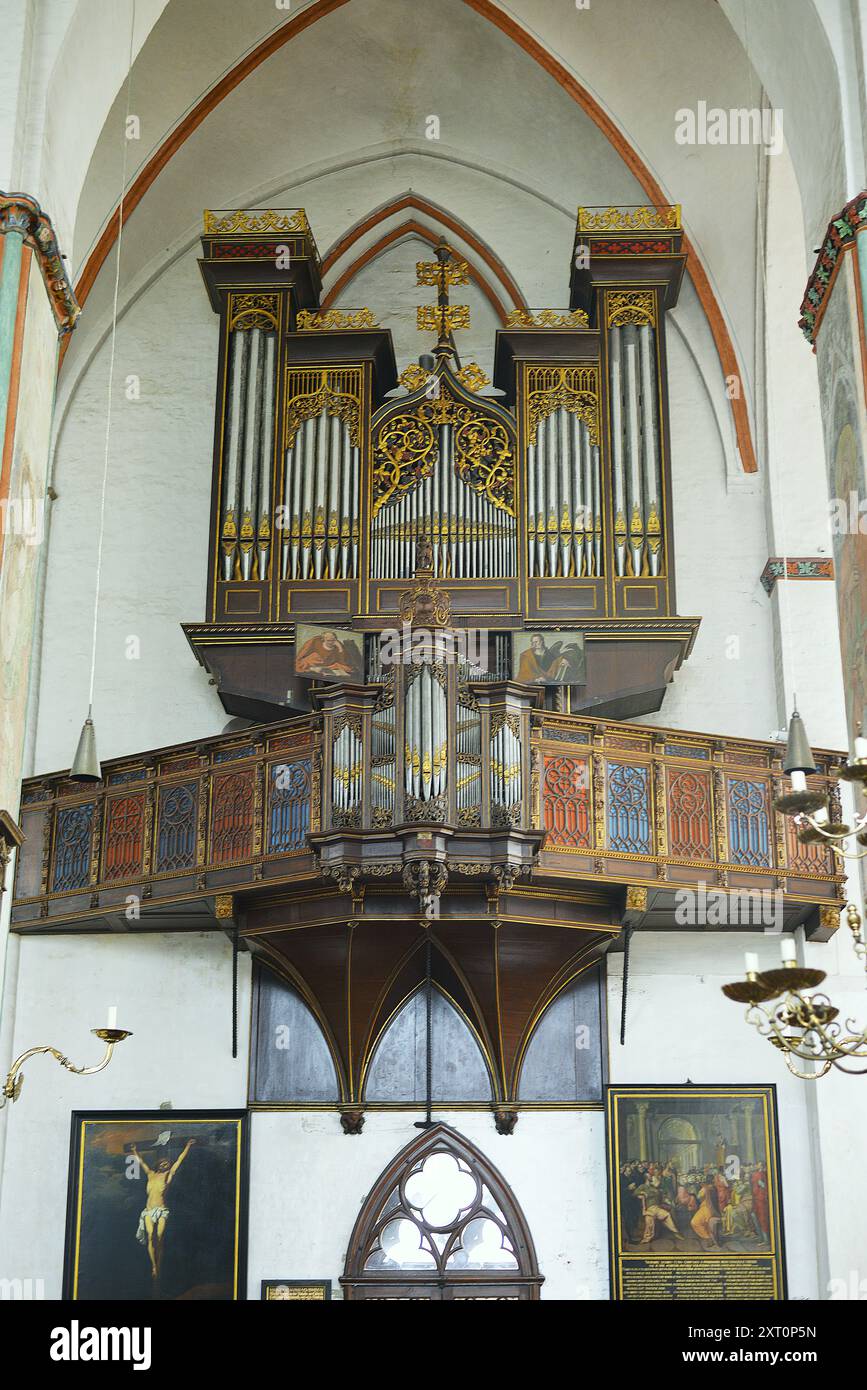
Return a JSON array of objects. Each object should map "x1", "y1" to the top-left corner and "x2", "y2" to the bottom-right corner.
[{"x1": 130, "y1": 1139, "x2": 195, "y2": 1282}]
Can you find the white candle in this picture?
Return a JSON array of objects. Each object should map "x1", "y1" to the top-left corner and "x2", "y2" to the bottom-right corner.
[
  {"x1": 855, "y1": 736, "x2": 867, "y2": 760},
  {"x1": 780, "y1": 939, "x2": 797, "y2": 965},
  {"x1": 790, "y1": 771, "x2": 807, "y2": 792},
  {"x1": 812, "y1": 806, "x2": 829, "y2": 826},
  {"x1": 745, "y1": 952, "x2": 759, "y2": 975},
  {"x1": 107, "y1": 1005, "x2": 117, "y2": 1028}
]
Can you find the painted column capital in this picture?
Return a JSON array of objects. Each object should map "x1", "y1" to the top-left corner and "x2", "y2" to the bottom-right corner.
[{"x1": 0, "y1": 191, "x2": 79, "y2": 334}]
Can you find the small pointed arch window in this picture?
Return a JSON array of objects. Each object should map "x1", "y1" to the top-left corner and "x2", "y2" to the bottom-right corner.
[
  {"x1": 341, "y1": 1126, "x2": 542, "y2": 1300},
  {"x1": 363, "y1": 984, "x2": 494, "y2": 1104}
]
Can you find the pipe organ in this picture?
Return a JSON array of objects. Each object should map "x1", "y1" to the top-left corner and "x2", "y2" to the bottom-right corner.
[{"x1": 190, "y1": 204, "x2": 699, "y2": 724}]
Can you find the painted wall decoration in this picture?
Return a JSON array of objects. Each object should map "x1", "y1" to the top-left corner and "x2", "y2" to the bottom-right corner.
[
  {"x1": 606, "y1": 1085, "x2": 786, "y2": 1300},
  {"x1": 294, "y1": 624, "x2": 364, "y2": 682},
  {"x1": 815, "y1": 248, "x2": 867, "y2": 759},
  {"x1": 63, "y1": 1112, "x2": 248, "y2": 1301},
  {"x1": 513, "y1": 630, "x2": 586, "y2": 685}
]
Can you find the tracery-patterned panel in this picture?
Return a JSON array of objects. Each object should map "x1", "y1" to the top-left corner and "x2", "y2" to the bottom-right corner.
[
  {"x1": 606, "y1": 763, "x2": 650, "y2": 854},
  {"x1": 726, "y1": 778, "x2": 771, "y2": 867},
  {"x1": 268, "y1": 759, "x2": 311, "y2": 853},
  {"x1": 102, "y1": 794, "x2": 145, "y2": 881},
  {"x1": 156, "y1": 782, "x2": 197, "y2": 873},
  {"x1": 785, "y1": 815, "x2": 832, "y2": 876},
  {"x1": 210, "y1": 769, "x2": 255, "y2": 864},
  {"x1": 542, "y1": 755, "x2": 591, "y2": 849},
  {"x1": 666, "y1": 768, "x2": 712, "y2": 859},
  {"x1": 52, "y1": 804, "x2": 94, "y2": 891}
]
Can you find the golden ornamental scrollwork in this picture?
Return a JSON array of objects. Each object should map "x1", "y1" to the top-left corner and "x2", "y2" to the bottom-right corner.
[
  {"x1": 228, "y1": 293, "x2": 280, "y2": 333},
  {"x1": 296, "y1": 308, "x2": 380, "y2": 332},
  {"x1": 576, "y1": 204, "x2": 681, "y2": 233},
  {"x1": 284, "y1": 367, "x2": 363, "y2": 449},
  {"x1": 504, "y1": 308, "x2": 589, "y2": 329},
  {"x1": 372, "y1": 386, "x2": 516, "y2": 517},
  {"x1": 204, "y1": 208, "x2": 313, "y2": 236},
  {"x1": 372, "y1": 411, "x2": 439, "y2": 515},
  {"x1": 605, "y1": 290, "x2": 657, "y2": 329},
  {"x1": 453, "y1": 413, "x2": 514, "y2": 516},
  {"x1": 455, "y1": 362, "x2": 490, "y2": 392},
  {"x1": 525, "y1": 364, "x2": 599, "y2": 448}
]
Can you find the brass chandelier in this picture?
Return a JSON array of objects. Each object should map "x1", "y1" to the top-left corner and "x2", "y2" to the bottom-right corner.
[
  {"x1": 722, "y1": 709, "x2": 867, "y2": 1078},
  {"x1": 722, "y1": 902, "x2": 867, "y2": 1078}
]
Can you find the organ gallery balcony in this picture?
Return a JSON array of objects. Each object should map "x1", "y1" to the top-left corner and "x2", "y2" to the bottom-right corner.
[{"x1": 11, "y1": 696, "x2": 846, "y2": 941}]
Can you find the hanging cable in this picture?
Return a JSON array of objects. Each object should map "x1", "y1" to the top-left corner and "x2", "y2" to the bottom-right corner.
[
  {"x1": 414, "y1": 932, "x2": 435, "y2": 1130},
  {"x1": 232, "y1": 917, "x2": 239, "y2": 1060},
  {"x1": 619, "y1": 923, "x2": 635, "y2": 1045},
  {"x1": 86, "y1": 0, "x2": 137, "y2": 715}
]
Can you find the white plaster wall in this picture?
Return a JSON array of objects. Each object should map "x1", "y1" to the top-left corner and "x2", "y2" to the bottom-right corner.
[
  {"x1": 247, "y1": 1109, "x2": 608, "y2": 1300},
  {"x1": 34, "y1": 248, "x2": 225, "y2": 773},
  {"x1": 0, "y1": 931, "x2": 251, "y2": 1299},
  {"x1": 639, "y1": 286, "x2": 777, "y2": 740}
]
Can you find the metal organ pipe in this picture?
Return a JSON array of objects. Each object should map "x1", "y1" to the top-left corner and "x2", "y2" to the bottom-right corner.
[
  {"x1": 608, "y1": 321, "x2": 664, "y2": 578},
  {"x1": 608, "y1": 327, "x2": 627, "y2": 577},
  {"x1": 526, "y1": 407, "x2": 601, "y2": 578},
  {"x1": 219, "y1": 328, "x2": 278, "y2": 581},
  {"x1": 638, "y1": 323, "x2": 662, "y2": 576},
  {"x1": 281, "y1": 410, "x2": 360, "y2": 581}
]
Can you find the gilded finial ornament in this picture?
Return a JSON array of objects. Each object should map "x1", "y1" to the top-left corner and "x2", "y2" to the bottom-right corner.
[
  {"x1": 417, "y1": 304, "x2": 470, "y2": 334},
  {"x1": 415, "y1": 239, "x2": 471, "y2": 353},
  {"x1": 455, "y1": 362, "x2": 490, "y2": 392},
  {"x1": 398, "y1": 364, "x2": 433, "y2": 391}
]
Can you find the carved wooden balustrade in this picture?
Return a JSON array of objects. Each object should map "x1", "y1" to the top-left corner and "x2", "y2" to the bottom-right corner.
[{"x1": 10, "y1": 705, "x2": 845, "y2": 936}]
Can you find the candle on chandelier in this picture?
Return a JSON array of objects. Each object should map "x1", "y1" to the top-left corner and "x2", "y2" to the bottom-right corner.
[
  {"x1": 107, "y1": 1005, "x2": 117, "y2": 1028},
  {"x1": 780, "y1": 939, "x2": 797, "y2": 965},
  {"x1": 745, "y1": 952, "x2": 759, "y2": 975},
  {"x1": 855, "y1": 734, "x2": 867, "y2": 761}
]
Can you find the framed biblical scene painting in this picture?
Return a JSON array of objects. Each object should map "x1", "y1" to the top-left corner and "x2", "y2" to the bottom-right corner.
[
  {"x1": 63, "y1": 1111, "x2": 248, "y2": 1301},
  {"x1": 606, "y1": 1085, "x2": 786, "y2": 1300}
]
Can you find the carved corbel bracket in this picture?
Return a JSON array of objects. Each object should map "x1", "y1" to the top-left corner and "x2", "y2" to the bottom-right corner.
[
  {"x1": 340, "y1": 1108, "x2": 365, "y2": 1136},
  {"x1": 402, "y1": 859, "x2": 448, "y2": 911}
]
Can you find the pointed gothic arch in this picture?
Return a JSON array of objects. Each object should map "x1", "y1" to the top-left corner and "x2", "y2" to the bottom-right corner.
[{"x1": 341, "y1": 1124, "x2": 543, "y2": 1299}]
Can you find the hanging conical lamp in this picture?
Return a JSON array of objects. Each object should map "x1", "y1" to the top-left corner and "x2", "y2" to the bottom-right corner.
[
  {"x1": 782, "y1": 707, "x2": 816, "y2": 777},
  {"x1": 774, "y1": 704, "x2": 824, "y2": 815},
  {"x1": 70, "y1": 707, "x2": 102, "y2": 783}
]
